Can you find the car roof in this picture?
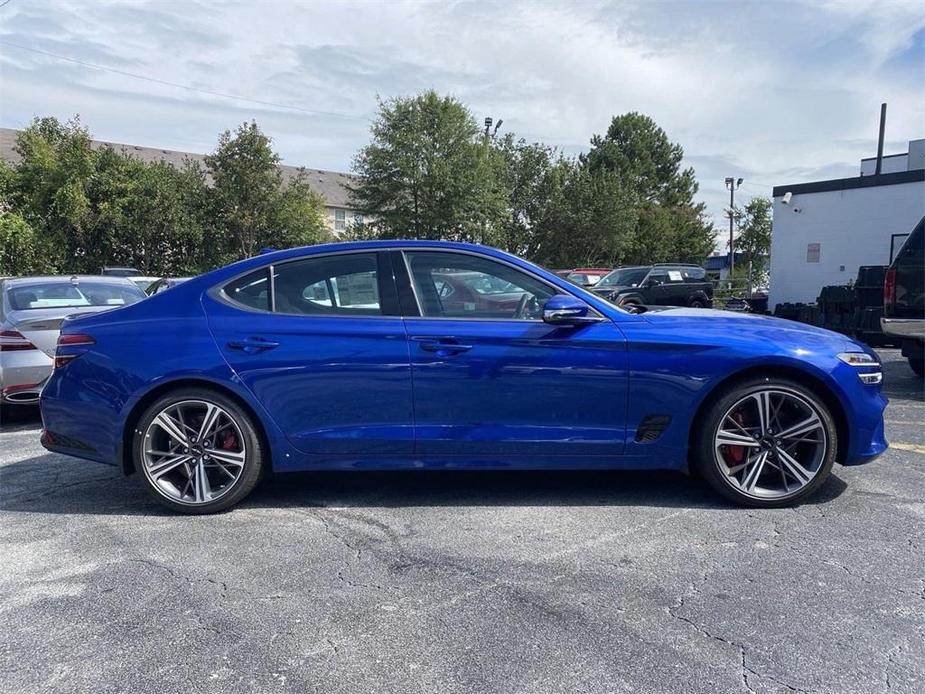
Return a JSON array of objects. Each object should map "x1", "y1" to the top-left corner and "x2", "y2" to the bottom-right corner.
[{"x1": 221, "y1": 240, "x2": 533, "y2": 275}]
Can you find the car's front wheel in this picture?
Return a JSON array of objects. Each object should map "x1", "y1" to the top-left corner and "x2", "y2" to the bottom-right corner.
[
  {"x1": 694, "y1": 377, "x2": 837, "y2": 507},
  {"x1": 133, "y1": 388, "x2": 265, "y2": 514}
]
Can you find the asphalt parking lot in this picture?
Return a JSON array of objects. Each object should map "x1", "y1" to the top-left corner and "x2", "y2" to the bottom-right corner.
[{"x1": 1, "y1": 349, "x2": 923, "y2": 694}]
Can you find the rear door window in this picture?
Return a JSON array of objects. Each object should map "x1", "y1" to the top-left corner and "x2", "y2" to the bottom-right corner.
[
  {"x1": 224, "y1": 269, "x2": 270, "y2": 311},
  {"x1": 273, "y1": 253, "x2": 381, "y2": 316}
]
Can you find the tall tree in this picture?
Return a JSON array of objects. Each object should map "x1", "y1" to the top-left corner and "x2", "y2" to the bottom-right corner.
[
  {"x1": 583, "y1": 112, "x2": 714, "y2": 263},
  {"x1": 205, "y1": 122, "x2": 329, "y2": 262},
  {"x1": 584, "y1": 112, "x2": 697, "y2": 207},
  {"x1": 733, "y1": 197, "x2": 773, "y2": 276},
  {"x1": 491, "y1": 134, "x2": 568, "y2": 258},
  {"x1": 350, "y1": 91, "x2": 498, "y2": 241},
  {"x1": 10, "y1": 117, "x2": 97, "y2": 272}
]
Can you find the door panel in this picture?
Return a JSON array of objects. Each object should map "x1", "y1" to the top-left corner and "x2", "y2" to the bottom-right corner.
[
  {"x1": 397, "y1": 249, "x2": 628, "y2": 458},
  {"x1": 203, "y1": 253, "x2": 413, "y2": 456},
  {"x1": 405, "y1": 318, "x2": 628, "y2": 456}
]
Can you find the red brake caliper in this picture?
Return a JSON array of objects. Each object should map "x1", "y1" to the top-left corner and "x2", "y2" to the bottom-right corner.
[
  {"x1": 220, "y1": 431, "x2": 237, "y2": 450},
  {"x1": 722, "y1": 412, "x2": 747, "y2": 466}
]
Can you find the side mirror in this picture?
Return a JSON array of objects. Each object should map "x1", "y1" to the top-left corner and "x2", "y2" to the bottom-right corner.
[{"x1": 542, "y1": 294, "x2": 601, "y2": 325}]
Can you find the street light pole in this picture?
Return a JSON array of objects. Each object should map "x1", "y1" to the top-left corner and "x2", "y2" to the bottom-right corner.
[{"x1": 725, "y1": 177, "x2": 743, "y2": 277}]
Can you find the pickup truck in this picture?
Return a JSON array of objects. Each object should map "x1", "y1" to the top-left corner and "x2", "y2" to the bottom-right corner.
[
  {"x1": 591, "y1": 264, "x2": 713, "y2": 309},
  {"x1": 882, "y1": 217, "x2": 924, "y2": 377}
]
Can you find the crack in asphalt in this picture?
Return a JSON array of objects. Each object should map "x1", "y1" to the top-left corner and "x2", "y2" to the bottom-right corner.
[{"x1": 667, "y1": 584, "x2": 811, "y2": 694}]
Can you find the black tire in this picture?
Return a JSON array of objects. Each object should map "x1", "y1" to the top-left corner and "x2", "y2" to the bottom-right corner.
[
  {"x1": 689, "y1": 299, "x2": 705, "y2": 309},
  {"x1": 909, "y1": 357, "x2": 924, "y2": 378},
  {"x1": 693, "y1": 377, "x2": 838, "y2": 508},
  {"x1": 133, "y1": 388, "x2": 266, "y2": 514}
]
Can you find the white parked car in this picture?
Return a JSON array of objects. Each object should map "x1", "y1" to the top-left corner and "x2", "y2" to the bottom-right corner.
[{"x1": 0, "y1": 276, "x2": 147, "y2": 405}]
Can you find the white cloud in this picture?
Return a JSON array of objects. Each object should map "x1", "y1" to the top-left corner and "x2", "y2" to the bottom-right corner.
[{"x1": 1, "y1": 0, "x2": 923, "y2": 239}]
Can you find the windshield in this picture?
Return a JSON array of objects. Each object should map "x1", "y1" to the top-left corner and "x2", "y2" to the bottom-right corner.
[
  {"x1": 7, "y1": 281, "x2": 146, "y2": 311},
  {"x1": 597, "y1": 267, "x2": 649, "y2": 288}
]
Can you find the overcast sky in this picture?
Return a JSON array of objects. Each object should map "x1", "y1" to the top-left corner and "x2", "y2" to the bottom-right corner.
[{"x1": 1, "y1": 0, "x2": 923, "y2": 237}]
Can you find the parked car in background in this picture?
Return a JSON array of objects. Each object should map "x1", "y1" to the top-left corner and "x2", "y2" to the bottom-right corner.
[
  {"x1": 1, "y1": 276, "x2": 147, "y2": 405},
  {"x1": 101, "y1": 266, "x2": 142, "y2": 278},
  {"x1": 882, "y1": 217, "x2": 924, "y2": 377},
  {"x1": 592, "y1": 264, "x2": 713, "y2": 309},
  {"x1": 126, "y1": 276, "x2": 160, "y2": 292},
  {"x1": 146, "y1": 277, "x2": 193, "y2": 295},
  {"x1": 41, "y1": 241, "x2": 886, "y2": 514},
  {"x1": 432, "y1": 270, "x2": 532, "y2": 316},
  {"x1": 562, "y1": 268, "x2": 612, "y2": 287}
]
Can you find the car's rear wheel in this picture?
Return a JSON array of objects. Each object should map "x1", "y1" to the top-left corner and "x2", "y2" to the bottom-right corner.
[
  {"x1": 133, "y1": 389, "x2": 265, "y2": 514},
  {"x1": 689, "y1": 299, "x2": 705, "y2": 309},
  {"x1": 694, "y1": 377, "x2": 837, "y2": 507}
]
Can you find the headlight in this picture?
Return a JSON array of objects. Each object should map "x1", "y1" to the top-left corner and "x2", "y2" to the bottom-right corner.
[
  {"x1": 837, "y1": 352, "x2": 882, "y2": 384},
  {"x1": 837, "y1": 352, "x2": 877, "y2": 366}
]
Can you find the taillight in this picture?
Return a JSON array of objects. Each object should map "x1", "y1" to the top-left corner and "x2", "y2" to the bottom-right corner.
[
  {"x1": 884, "y1": 266, "x2": 896, "y2": 309},
  {"x1": 54, "y1": 333, "x2": 95, "y2": 368},
  {"x1": 57, "y1": 334, "x2": 96, "y2": 347},
  {"x1": 0, "y1": 330, "x2": 37, "y2": 351}
]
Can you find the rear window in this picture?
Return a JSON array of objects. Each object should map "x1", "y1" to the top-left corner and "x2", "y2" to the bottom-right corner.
[
  {"x1": 680, "y1": 266, "x2": 706, "y2": 281},
  {"x1": 7, "y1": 281, "x2": 146, "y2": 311},
  {"x1": 224, "y1": 269, "x2": 270, "y2": 311}
]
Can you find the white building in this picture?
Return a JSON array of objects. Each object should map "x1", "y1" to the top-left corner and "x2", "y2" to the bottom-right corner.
[{"x1": 769, "y1": 138, "x2": 925, "y2": 308}]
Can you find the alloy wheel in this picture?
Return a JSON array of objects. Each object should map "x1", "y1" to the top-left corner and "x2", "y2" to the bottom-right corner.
[
  {"x1": 141, "y1": 400, "x2": 247, "y2": 505},
  {"x1": 713, "y1": 388, "x2": 828, "y2": 499}
]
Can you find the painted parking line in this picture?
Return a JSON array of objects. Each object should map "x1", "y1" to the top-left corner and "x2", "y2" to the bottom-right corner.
[{"x1": 890, "y1": 442, "x2": 925, "y2": 454}]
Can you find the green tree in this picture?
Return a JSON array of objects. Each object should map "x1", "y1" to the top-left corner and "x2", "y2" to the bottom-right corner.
[
  {"x1": 0, "y1": 212, "x2": 41, "y2": 276},
  {"x1": 583, "y1": 112, "x2": 714, "y2": 263},
  {"x1": 734, "y1": 197, "x2": 772, "y2": 274},
  {"x1": 205, "y1": 122, "x2": 329, "y2": 262},
  {"x1": 584, "y1": 112, "x2": 697, "y2": 206},
  {"x1": 530, "y1": 165, "x2": 639, "y2": 268},
  {"x1": 350, "y1": 91, "x2": 497, "y2": 241},
  {"x1": 10, "y1": 117, "x2": 97, "y2": 272},
  {"x1": 491, "y1": 134, "x2": 568, "y2": 258}
]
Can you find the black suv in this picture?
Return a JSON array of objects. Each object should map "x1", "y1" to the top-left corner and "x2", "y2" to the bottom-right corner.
[
  {"x1": 882, "y1": 217, "x2": 924, "y2": 377},
  {"x1": 591, "y1": 264, "x2": 713, "y2": 309}
]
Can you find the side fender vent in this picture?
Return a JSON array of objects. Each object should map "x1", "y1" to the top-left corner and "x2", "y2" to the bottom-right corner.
[{"x1": 635, "y1": 415, "x2": 671, "y2": 443}]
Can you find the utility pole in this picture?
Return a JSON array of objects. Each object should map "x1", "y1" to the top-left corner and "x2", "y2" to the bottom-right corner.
[
  {"x1": 479, "y1": 117, "x2": 503, "y2": 245},
  {"x1": 725, "y1": 177, "x2": 743, "y2": 277}
]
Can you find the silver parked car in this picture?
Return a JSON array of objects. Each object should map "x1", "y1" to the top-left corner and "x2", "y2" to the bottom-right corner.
[{"x1": 0, "y1": 276, "x2": 147, "y2": 405}]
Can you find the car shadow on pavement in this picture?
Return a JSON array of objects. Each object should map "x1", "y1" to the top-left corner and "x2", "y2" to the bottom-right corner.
[{"x1": 0, "y1": 452, "x2": 848, "y2": 516}]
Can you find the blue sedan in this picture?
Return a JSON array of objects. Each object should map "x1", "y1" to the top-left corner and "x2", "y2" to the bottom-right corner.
[{"x1": 39, "y1": 241, "x2": 888, "y2": 513}]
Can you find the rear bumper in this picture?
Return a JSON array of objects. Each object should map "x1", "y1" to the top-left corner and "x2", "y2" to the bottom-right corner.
[
  {"x1": 0, "y1": 352, "x2": 52, "y2": 404},
  {"x1": 881, "y1": 317, "x2": 925, "y2": 340}
]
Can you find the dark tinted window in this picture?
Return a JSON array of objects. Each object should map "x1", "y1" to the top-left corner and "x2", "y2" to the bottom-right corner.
[
  {"x1": 680, "y1": 266, "x2": 706, "y2": 281},
  {"x1": 225, "y1": 269, "x2": 270, "y2": 311},
  {"x1": 405, "y1": 251, "x2": 555, "y2": 320},
  {"x1": 273, "y1": 253, "x2": 380, "y2": 316},
  {"x1": 598, "y1": 267, "x2": 648, "y2": 287}
]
